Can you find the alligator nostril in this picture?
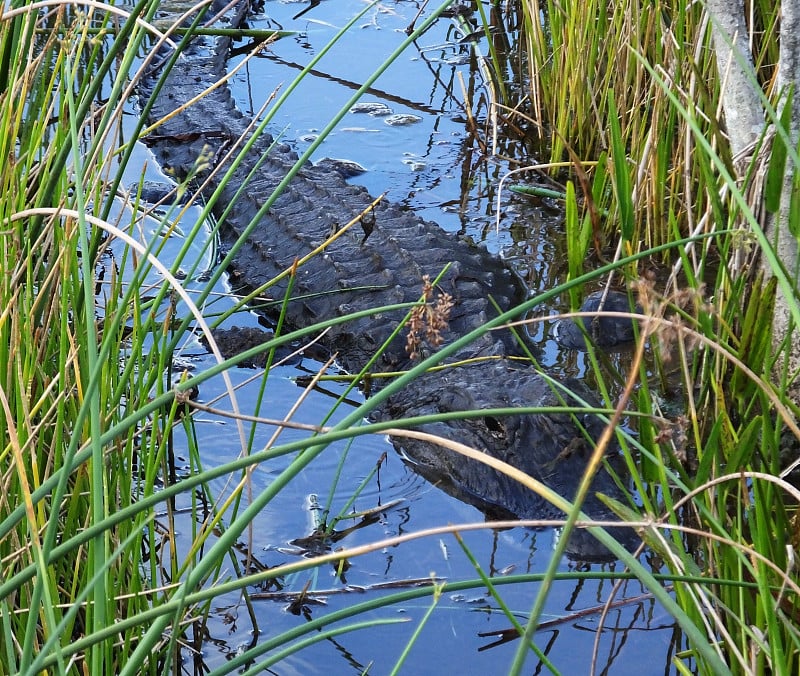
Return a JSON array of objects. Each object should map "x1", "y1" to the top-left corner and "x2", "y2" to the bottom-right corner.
[{"x1": 483, "y1": 416, "x2": 505, "y2": 437}]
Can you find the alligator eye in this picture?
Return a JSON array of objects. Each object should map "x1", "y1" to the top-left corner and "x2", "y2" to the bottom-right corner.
[{"x1": 483, "y1": 415, "x2": 505, "y2": 438}]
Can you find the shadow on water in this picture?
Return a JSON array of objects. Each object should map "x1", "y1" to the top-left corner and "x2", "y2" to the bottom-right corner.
[{"x1": 121, "y1": 0, "x2": 690, "y2": 673}]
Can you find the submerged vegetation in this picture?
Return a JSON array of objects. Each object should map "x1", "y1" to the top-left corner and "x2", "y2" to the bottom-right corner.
[{"x1": 0, "y1": 0, "x2": 797, "y2": 674}]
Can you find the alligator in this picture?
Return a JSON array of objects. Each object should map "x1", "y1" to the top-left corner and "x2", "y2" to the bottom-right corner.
[
  {"x1": 555, "y1": 290, "x2": 640, "y2": 350},
  {"x1": 137, "y1": 0, "x2": 640, "y2": 561}
]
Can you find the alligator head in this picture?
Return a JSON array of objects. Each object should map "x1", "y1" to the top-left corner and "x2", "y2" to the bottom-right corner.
[
  {"x1": 380, "y1": 358, "x2": 640, "y2": 562},
  {"x1": 555, "y1": 290, "x2": 641, "y2": 350}
]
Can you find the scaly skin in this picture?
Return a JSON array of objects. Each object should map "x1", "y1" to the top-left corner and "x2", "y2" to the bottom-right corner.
[{"x1": 138, "y1": 0, "x2": 638, "y2": 560}]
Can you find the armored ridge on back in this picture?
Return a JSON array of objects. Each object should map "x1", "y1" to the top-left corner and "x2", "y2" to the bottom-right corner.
[{"x1": 138, "y1": 0, "x2": 640, "y2": 561}]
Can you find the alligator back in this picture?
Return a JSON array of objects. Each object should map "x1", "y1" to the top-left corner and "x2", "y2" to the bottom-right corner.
[{"x1": 140, "y1": 5, "x2": 527, "y2": 378}]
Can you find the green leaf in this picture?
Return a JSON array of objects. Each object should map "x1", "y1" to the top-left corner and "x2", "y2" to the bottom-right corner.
[
  {"x1": 765, "y1": 87, "x2": 793, "y2": 215},
  {"x1": 608, "y1": 95, "x2": 634, "y2": 242},
  {"x1": 565, "y1": 180, "x2": 584, "y2": 304},
  {"x1": 508, "y1": 184, "x2": 567, "y2": 200},
  {"x1": 790, "y1": 162, "x2": 800, "y2": 238},
  {"x1": 730, "y1": 274, "x2": 776, "y2": 400}
]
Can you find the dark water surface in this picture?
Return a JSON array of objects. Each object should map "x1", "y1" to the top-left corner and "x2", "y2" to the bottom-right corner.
[{"x1": 126, "y1": 0, "x2": 687, "y2": 672}]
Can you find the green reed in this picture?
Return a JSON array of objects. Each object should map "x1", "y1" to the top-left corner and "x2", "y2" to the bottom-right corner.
[
  {"x1": 515, "y1": 1, "x2": 800, "y2": 673},
  {"x1": 6, "y1": 0, "x2": 798, "y2": 674}
]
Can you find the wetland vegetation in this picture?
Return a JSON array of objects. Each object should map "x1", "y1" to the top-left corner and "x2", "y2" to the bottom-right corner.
[{"x1": 0, "y1": 0, "x2": 798, "y2": 674}]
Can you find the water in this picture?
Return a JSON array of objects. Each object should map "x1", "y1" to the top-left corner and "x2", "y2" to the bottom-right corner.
[{"x1": 127, "y1": 1, "x2": 685, "y2": 672}]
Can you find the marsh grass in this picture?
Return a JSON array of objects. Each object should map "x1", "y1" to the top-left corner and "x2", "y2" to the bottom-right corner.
[
  {"x1": 3, "y1": 0, "x2": 799, "y2": 674},
  {"x1": 507, "y1": 0, "x2": 800, "y2": 673}
]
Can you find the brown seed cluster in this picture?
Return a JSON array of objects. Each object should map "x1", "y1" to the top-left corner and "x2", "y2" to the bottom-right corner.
[
  {"x1": 405, "y1": 275, "x2": 455, "y2": 360},
  {"x1": 653, "y1": 414, "x2": 690, "y2": 464},
  {"x1": 633, "y1": 276, "x2": 709, "y2": 358}
]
